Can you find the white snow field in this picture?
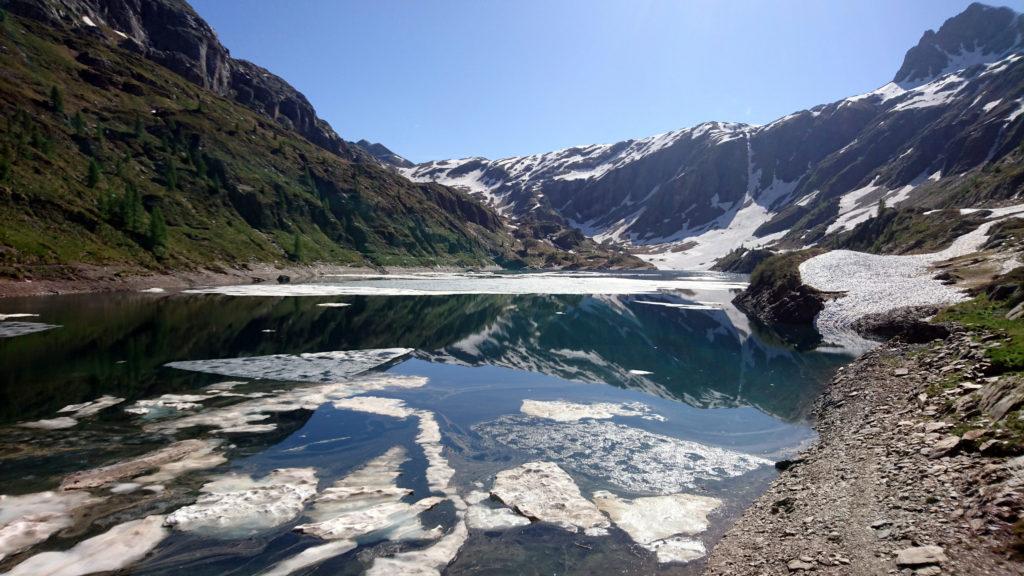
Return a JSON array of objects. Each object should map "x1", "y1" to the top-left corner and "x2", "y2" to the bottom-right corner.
[{"x1": 800, "y1": 204, "x2": 1024, "y2": 348}]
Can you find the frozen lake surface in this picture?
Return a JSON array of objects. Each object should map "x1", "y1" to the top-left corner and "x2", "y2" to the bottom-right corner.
[{"x1": 0, "y1": 271, "x2": 853, "y2": 575}]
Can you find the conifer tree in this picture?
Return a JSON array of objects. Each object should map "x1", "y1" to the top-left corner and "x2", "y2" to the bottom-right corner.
[
  {"x1": 49, "y1": 86, "x2": 63, "y2": 115},
  {"x1": 86, "y1": 158, "x2": 101, "y2": 188}
]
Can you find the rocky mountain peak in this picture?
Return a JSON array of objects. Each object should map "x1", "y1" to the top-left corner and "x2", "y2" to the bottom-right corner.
[
  {"x1": 893, "y1": 2, "x2": 1024, "y2": 87},
  {"x1": 353, "y1": 140, "x2": 414, "y2": 168}
]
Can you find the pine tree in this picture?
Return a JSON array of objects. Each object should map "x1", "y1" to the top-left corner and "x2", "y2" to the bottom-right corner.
[
  {"x1": 86, "y1": 158, "x2": 101, "y2": 188},
  {"x1": 71, "y1": 111, "x2": 85, "y2": 136},
  {"x1": 289, "y1": 232, "x2": 303, "y2": 262},
  {"x1": 133, "y1": 115, "x2": 144, "y2": 138},
  {"x1": 164, "y1": 156, "x2": 178, "y2": 190},
  {"x1": 120, "y1": 183, "x2": 144, "y2": 233},
  {"x1": 49, "y1": 86, "x2": 64, "y2": 115},
  {"x1": 148, "y1": 206, "x2": 168, "y2": 258}
]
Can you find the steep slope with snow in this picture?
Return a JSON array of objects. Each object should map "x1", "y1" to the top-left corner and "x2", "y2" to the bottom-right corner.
[{"x1": 400, "y1": 3, "x2": 1024, "y2": 269}]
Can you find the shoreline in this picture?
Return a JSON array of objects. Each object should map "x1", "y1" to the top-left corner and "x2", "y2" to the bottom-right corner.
[
  {"x1": 0, "y1": 263, "x2": 505, "y2": 299},
  {"x1": 705, "y1": 328, "x2": 1022, "y2": 575}
]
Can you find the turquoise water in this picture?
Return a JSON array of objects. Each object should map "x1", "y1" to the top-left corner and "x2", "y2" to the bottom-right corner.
[{"x1": 0, "y1": 272, "x2": 852, "y2": 575}]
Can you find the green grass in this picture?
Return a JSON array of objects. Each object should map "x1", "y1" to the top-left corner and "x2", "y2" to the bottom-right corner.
[
  {"x1": 936, "y1": 295, "x2": 1024, "y2": 373},
  {"x1": 0, "y1": 14, "x2": 526, "y2": 275}
]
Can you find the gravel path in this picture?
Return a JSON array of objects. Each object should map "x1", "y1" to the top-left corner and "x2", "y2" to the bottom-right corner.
[{"x1": 705, "y1": 331, "x2": 1024, "y2": 575}]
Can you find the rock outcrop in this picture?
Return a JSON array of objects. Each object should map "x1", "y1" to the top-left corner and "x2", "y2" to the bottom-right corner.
[{"x1": 7, "y1": 0, "x2": 351, "y2": 157}]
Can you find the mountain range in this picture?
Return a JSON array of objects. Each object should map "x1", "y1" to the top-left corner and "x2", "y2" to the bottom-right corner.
[
  {"x1": 399, "y1": 2, "x2": 1024, "y2": 269},
  {"x1": 0, "y1": 1, "x2": 1021, "y2": 278}
]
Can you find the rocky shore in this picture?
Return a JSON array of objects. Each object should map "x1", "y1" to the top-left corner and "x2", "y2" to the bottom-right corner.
[{"x1": 706, "y1": 326, "x2": 1024, "y2": 575}]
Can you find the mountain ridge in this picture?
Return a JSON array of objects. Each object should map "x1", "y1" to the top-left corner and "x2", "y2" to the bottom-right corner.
[{"x1": 396, "y1": 2, "x2": 1024, "y2": 269}]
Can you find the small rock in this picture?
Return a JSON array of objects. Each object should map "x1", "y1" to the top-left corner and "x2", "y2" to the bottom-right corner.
[
  {"x1": 788, "y1": 558, "x2": 816, "y2": 571},
  {"x1": 896, "y1": 545, "x2": 947, "y2": 567},
  {"x1": 894, "y1": 368, "x2": 910, "y2": 376}
]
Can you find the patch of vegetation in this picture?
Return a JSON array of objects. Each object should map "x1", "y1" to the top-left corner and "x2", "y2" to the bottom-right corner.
[
  {"x1": 824, "y1": 207, "x2": 989, "y2": 254},
  {"x1": 936, "y1": 295, "x2": 1024, "y2": 373},
  {"x1": 711, "y1": 247, "x2": 775, "y2": 274},
  {"x1": 747, "y1": 249, "x2": 825, "y2": 294}
]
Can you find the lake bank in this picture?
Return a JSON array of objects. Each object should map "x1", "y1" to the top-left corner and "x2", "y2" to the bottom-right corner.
[{"x1": 705, "y1": 326, "x2": 1023, "y2": 575}]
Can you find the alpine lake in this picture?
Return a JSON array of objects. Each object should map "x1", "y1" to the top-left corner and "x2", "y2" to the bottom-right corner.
[{"x1": 0, "y1": 271, "x2": 854, "y2": 575}]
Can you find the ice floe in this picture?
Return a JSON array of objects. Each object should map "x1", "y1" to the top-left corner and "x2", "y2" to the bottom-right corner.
[
  {"x1": 183, "y1": 273, "x2": 745, "y2": 297},
  {"x1": 165, "y1": 348, "x2": 413, "y2": 382},
  {"x1": 0, "y1": 322, "x2": 58, "y2": 338},
  {"x1": 364, "y1": 519, "x2": 468, "y2": 576},
  {"x1": 490, "y1": 462, "x2": 610, "y2": 533},
  {"x1": 332, "y1": 396, "x2": 454, "y2": 493},
  {"x1": 592, "y1": 490, "x2": 719, "y2": 563},
  {"x1": 475, "y1": 416, "x2": 770, "y2": 493},
  {"x1": 57, "y1": 395, "x2": 124, "y2": 418},
  {"x1": 0, "y1": 490, "x2": 103, "y2": 561},
  {"x1": 19, "y1": 395, "x2": 124, "y2": 430},
  {"x1": 2, "y1": 515, "x2": 167, "y2": 576},
  {"x1": 264, "y1": 447, "x2": 445, "y2": 576},
  {"x1": 0, "y1": 314, "x2": 37, "y2": 321},
  {"x1": 464, "y1": 490, "x2": 530, "y2": 530},
  {"x1": 316, "y1": 302, "x2": 351, "y2": 308},
  {"x1": 519, "y1": 399, "x2": 663, "y2": 422},
  {"x1": 633, "y1": 300, "x2": 719, "y2": 310},
  {"x1": 61, "y1": 439, "x2": 224, "y2": 490},
  {"x1": 18, "y1": 417, "x2": 78, "y2": 430},
  {"x1": 0, "y1": 317, "x2": 57, "y2": 336},
  {"x1": 139, "y1": 287, "x2": 166, "y2": 293},
  {"x1": 164, "y1": 468, "x2": 317, "y2": 537},
  {"x1": 148, "y1": 375, "x2": 428, "y2": 435}
]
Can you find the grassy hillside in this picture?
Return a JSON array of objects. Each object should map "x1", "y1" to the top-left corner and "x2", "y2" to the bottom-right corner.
[{"x1": 0, "y1": 12, "x2": 526, "y2": 277}]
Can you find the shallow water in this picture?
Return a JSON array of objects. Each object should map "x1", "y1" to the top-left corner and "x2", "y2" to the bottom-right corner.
[{"x1": 0, "y1": 271, "x2": 853, "y2": 575}]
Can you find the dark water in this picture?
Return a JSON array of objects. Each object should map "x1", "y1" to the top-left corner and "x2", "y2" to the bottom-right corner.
[{"x1": 0, "y1": 274, "x2": 853, "y2": 575}]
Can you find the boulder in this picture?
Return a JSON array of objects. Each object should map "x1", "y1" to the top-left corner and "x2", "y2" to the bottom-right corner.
[{"x1": 851, "y1": 305, "x2": 949, "y2": 343}]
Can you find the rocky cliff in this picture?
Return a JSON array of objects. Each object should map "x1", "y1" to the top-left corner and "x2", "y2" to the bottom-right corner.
[{"x1": 6, "y1": 0, "x2": 352, "y2": 158}]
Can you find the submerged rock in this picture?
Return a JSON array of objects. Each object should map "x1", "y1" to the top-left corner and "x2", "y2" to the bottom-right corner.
[
  {"x1": 61, "y1": 439, "x2": 223, "y2": 490},
  {"x1": 164, "y1": 468, "x2": 318, "y2": 536},
  {"x1": 490, "y1": 462, "x2": 609, "y2": 533}
]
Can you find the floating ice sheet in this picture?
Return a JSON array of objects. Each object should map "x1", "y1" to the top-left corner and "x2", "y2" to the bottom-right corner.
[
  {"x1": 164, "y1": 468, "x2": 318, "y2": 537},
  {"x1": 0, "y1": 491, "x2": 103, "y2": 561},
  {"x1": 19, "y1": 395, "x2": 124, "y2": 430},
  {"x1": 592, "y1": 490, "x2": 719, "y2": 563},
  {"x1": 2, "y1": 515, "x2": 168, "y2": 576},
  {"x1": 490, "y1": 462, "x2": 609, "y2": 533},
  {"x1": 265, "y1": 447, "x2": 444, "y2": 576},
  {"x1": 519, "y1": 399, "x2": 663, "y2": 422},
  {"x1": 149, "y1": 375, "x2": 428, "y2": 434},
  {"x1": 165, "y1": 348, "x2": 413, "y2": 382},
  {"x1": 465, "y1": 490, "x2": 529, "y2": 531},
  {"x1": 475, "y1": 416, "x2": 770, "y2": 493},
  {"x1": 0, "y1": 313, "x2": 37, "y2": 321},
  {"x1": 183, "y1": 272, "x2": 746, "y2": 297},
  {"x1": 316, "y1": 302, "x2": 351, "y2": 308},
  {"x1": 0, "y1": 322, "x2": 58, "y2": 339},
  {"x1": 365, "y1": 519, "x2": 468, "y2": 576}
]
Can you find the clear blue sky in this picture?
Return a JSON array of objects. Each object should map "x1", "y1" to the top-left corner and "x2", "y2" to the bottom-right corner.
[{"x1": 190, "y1": 0, "x2": 1008, "y2": 162}]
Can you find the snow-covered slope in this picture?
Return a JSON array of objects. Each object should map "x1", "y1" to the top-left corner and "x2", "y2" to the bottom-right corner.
[{"x1": 399, "y1": 3, "x2": 1024, "y2": 270}]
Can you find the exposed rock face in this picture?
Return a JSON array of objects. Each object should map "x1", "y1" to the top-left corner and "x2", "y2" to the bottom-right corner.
[
  {"x1": 894, "y1": 3, "x2": 1023, "y2": 87},
  {"x1": 401, "y1": 3, "x2": 1024, "y2": 267},
  {"x1": 731, "y1": 251, "x2": 825, "y2": 327},
  {"x1": 8, "y1": 0, "x2": 351, "y2": 157},
  {"x1": 851, "y1": 305, "x2": 951, "y2": 343},
  {"x1": 353, "y1": 140, "x2": 414, "y2": 168}
]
